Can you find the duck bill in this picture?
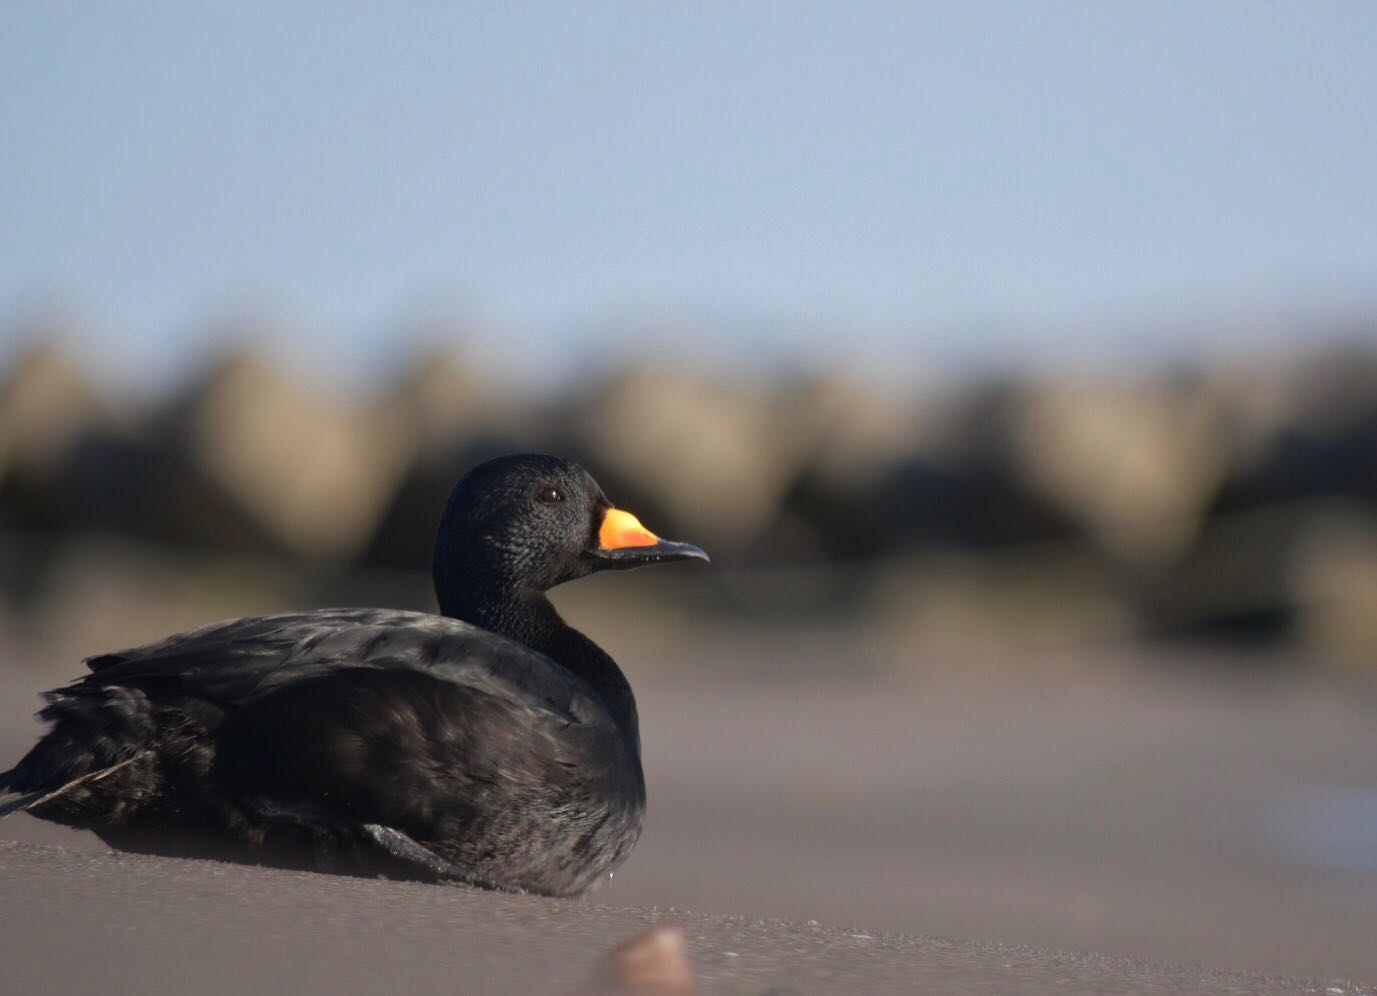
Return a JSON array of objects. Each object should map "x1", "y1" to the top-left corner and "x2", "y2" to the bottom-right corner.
[{"x1": 592, "y1": 508, "x2": 709, "y2": 568}]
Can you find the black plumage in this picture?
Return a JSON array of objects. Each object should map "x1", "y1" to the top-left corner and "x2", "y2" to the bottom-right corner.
[{"x1": 0, "y1": 454, "x2": 707, "y2": 896}]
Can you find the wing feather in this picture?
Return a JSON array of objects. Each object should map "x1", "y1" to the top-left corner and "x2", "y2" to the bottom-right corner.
[{"x1": 77, "y1": 609, "x2": 611, "y2": 731}]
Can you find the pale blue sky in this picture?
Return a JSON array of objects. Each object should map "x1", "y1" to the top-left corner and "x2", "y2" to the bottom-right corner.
[{"x1": 2, "y1": 2, "x2": 1375, "y2": 388}]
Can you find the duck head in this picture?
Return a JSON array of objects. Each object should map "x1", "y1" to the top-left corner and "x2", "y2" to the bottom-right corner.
[{"x1": 432, "y1": 454, "x2": 708, "y2": 611}]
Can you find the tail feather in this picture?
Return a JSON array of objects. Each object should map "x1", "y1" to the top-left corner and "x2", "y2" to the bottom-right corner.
[{"x1": 0, "y1": 754, "x2": 147, "y2": 821}]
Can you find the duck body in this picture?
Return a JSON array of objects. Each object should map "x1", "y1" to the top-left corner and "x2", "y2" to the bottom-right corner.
[
  {"x1": 0, "y1": 455, "x2": 704, "y2": 896},
  {"x1": 15, "y1": 609, "x2": 644, "y2": 896}
]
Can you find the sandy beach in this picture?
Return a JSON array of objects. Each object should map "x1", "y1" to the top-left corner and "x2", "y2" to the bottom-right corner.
[
  {"x1": 4, "y1": 621, "x2": 1376, "y2": 990},
  {"x1": 2, "y1": 839, "x2": 1369, "y2": 996}
]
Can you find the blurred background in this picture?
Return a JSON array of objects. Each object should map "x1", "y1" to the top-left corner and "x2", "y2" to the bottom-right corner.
[{"x1": 3, "y1": 1, "x2": 1377, "y2": 984}]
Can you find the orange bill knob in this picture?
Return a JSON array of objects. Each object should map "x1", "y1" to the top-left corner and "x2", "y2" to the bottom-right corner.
[{"x1": 599, "y1": 508, "x2": 660, "y2": 550}]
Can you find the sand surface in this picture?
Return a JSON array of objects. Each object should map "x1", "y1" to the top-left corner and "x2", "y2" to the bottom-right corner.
[
  {"x1": 1, "y1": 839, "x2": 1367, "y2": 996},
  {"x1": 3, "y1": 621, "x2": 1376, "y2": 990}
]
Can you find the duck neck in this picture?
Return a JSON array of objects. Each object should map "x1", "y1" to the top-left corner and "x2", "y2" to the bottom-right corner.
[{"x1": 439, "y1": 584, "x2": 640, "y2": 754}]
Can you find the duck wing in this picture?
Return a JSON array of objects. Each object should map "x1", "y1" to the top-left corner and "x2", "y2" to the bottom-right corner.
[{"x1": 78, "y1": 607, "x2": 608, "y2": 730}]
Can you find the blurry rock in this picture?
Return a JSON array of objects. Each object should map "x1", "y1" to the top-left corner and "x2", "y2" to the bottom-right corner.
[
  {"x1": 1138, "y1": 504, "x2": 1306, "y2": 644},
  {"x1": 0, "y1": 344, "x2": 121, "y2": 482},
  {"x1": 45, "y1": 422, "x2": 166, "y2": 539},
  {"x1": 871, "y1": 381, "x2": 1083, "y2": 554},
  {"x1": 575, "y1": 925, "x2": 697, "y2": 996},
  {"x1": 568, "y1": 367, "x2": 798, "y2": 550},
  {"x1": 1191, "y1": 365, "x2": 1306, "y2": 470},
  {"x1": 161, "y1": 349, "x2": 408, "y2": 559},
  {"x1": 764, "y1": 376, "x2": 930, "y2": 560},
  {"x1": 0, "y1": 344, "x2": 130, "y2": 529},
  {"x1": 782, "y1": 451, "x2": 1077, "y2": 563},
  {"x1": 1212, "y1": 349, "x2": 1377, "y2": 511},
  {"x1": 1283, "y1": 347, "x2": 1377, "y2": 434},
  {"x1": 375, "y1": 349, "x2": 528, "y2": 457},
  {"x1": 1289, "y1": 504, "x2": 1377, "y2": 667},
  {"x1": 881, "y1": 453, "x2": 1078, "y2": 552},
  {"x1": 361, "y1": 351, "x2": 548, "y2": 570},
  {"x1": 781, "y1": 375, "x2": 932, "y2": 490},
  {"x1": 771, "y1": 380, "x2": 1079, "y2": 561},
  {"x1": 999, "y1": 379, "x2": 1228, "y2": 566}
]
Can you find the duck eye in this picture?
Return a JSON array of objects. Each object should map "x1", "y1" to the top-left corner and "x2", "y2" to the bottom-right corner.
[{"x1": 536, "y1": 486, "x2": 564, "y2": 506}]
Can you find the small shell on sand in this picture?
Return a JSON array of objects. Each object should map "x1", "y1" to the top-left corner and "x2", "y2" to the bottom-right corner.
[{"x1": 576, "y1": 924, "x2": 697, "y2": 995}]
